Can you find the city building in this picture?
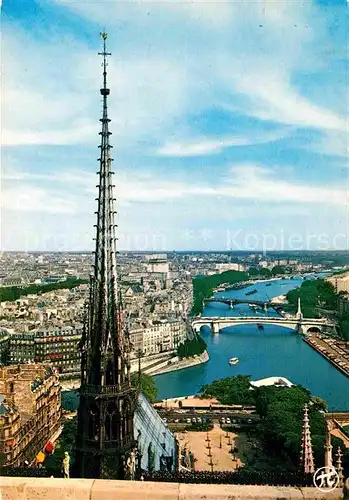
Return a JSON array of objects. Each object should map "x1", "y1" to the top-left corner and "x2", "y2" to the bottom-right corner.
[
  {"x1": 0, "y1": 364, "x2": 61, "y2": 467},
  {"x1": 33, "y1": 326, "x2": 82, "y2": 380},
  {"x1": 8, "y1": 333, "x2": 35, "y2": 365},
  {"x1": 146, "y1": 256, "x2": 170, "y2": 277},
  {"x1": 215, "y1": 263, "x2": 247, "y2": 273},
  {"x1": 129, "y1": 319, "x2": 187, "y2": 357},
  {"x1": 0, "y1": 331, "x2": 9, "y2": 365},
  {"x1": 7, "y1": 326, "x2": 82, "y2": 380},
  {"x1": 326, "y1": 272, "x2": 349, "y2": 293}
]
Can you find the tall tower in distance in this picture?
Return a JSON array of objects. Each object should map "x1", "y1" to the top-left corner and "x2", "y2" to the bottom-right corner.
[
  {"x1": 300, "y1": 404, "x2": 315, "y2": 474},
  {"x1": 74, "y1": 32, "x2": 138, "y2": 479}
]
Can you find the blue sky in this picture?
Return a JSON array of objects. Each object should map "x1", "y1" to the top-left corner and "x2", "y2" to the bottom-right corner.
[{"x1": 2, "y1": 0, "x2": 348, "y2": 252}]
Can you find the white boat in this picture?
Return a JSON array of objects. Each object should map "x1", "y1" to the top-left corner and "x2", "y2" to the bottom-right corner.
[{"x1": 229, "y1": 357, "x2": 239, "y2": 365}]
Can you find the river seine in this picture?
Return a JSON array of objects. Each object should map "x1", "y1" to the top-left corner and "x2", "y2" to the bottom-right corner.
[{"x1": 154, "y1": 276, "x2": 349, "y2": 410}]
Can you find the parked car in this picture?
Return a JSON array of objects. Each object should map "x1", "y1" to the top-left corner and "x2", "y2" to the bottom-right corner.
[
  {"x1": 226, "y1": 418, "x2": 231, "y2": 424},
  {"x1": 186, "y1": 418, "x2": 191, "y2": 424}
]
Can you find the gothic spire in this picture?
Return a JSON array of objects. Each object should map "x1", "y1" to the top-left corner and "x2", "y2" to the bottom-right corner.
[
  {"x1": 300, "y1": 404, "x2": 315, "y2": 474},
  {"x1": 82, "y1": 31, "x2": 131, "y2": 389},
  {"x1": 75, "y1": 33, "x2": 136, "y2": 480}
]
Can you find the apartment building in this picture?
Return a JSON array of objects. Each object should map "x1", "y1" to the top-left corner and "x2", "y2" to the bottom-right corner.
[
  {"x1": 130, "y1": 319, "x2": 187, "y2": 357},
  {"x1": 0, "y1": 364, "x2": 61, "y2": 467},
  {"x1": 326, "y1": 272, "x2": 349, "y2": 293},
  {"x1": 7, "y1": 325, "x2": 82, "y2": 380}
]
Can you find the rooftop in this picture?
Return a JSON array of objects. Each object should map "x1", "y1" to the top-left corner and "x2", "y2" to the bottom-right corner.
[{"x1": 250, "y1": 377, "x2": 294, "y2": 388}]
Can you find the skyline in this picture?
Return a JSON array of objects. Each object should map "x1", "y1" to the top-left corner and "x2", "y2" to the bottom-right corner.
[{"x1": 2, "y1": 0, "x2": 348, "y2": 252}]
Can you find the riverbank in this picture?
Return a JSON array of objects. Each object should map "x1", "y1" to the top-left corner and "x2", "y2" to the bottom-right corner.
[
  {"x1": 149, "y1": 350, "x2": 209, "y2": 376},
  {"x1": 303, "y1": 334, "x2": 349, "y2": 378},
  {"x1": 270, "y1": 294, "x2": 288, "y2": 304}
]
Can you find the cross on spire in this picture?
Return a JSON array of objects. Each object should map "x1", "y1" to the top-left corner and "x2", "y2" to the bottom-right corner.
[{"x1": 98, "y1": 32, "x2": 111, "y2": 94}]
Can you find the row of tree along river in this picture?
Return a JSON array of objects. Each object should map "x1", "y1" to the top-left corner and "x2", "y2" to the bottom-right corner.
[{"x1": 154, "y1": 274, "x2": 349, "y2": 410}]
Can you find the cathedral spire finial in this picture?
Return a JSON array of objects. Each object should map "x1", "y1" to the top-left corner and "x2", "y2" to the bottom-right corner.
[{"x1": 98, "y1": 32, "x2": 111, "y2": 96}]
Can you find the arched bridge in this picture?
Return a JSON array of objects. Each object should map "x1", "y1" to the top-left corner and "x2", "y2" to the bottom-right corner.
[
  {"x1": 204, "y1": 297, "x2": 283, "y2": 310},
  {"x1": 192, "y1": 316, "x2": 335, "y2": 335}
]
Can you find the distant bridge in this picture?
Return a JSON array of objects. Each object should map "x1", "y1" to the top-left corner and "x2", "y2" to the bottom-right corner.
[
  {"x1": 204, "y1": 297, "x2": 283, "y2": 310},
  {"x1": 192, "y1": 316, "x2": 335, "y2": 335}
]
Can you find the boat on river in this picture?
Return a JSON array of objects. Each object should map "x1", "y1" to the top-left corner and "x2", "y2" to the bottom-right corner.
[
  {"x1": 245, "y1": 289, "x2": 257, "y2": 296},
  {"x1": 249, "y1": 304, "x2": 259, "y2": 311},
  {"x1": 257, "y1": 323, "x2": 264, "y2": 330},
  {"x1": 229, "y1": 357, "x2": 239, "y2": 365}
]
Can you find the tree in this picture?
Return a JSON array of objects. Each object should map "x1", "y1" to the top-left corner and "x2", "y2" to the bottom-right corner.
[
  {"x1": 255, "y1": 385, "x2": 326, "y2": 471},
  {"x1": 177, "y1": 334, "x2": 207, "y2": 359},
  {"x1": 61, "y1": 390, "x2": 79, "y2": 411},
  {"x1": 248, "y1": 268, "x2": 259, "y2": 277},
  {"x1": 271, "y1": 265, "x2": 286, "y2": 276},
  {"x1": 310, "y1": 396, "x2": 328, "y2": 412},
  {"x1": 200, "y1": 375, "x2": 255, "y2": 405},
  {"x1": 130, "y1": 372, "x2": 158, "y2": 402},
  {"x1": 339, "y1": 313, "x2": 349, "y2": 341},
  {"x1": 285, "y1": 278, "x2": 337, "y2": 318},
  {"x1": 44, "y1": 417, "x2": 77, "y2": 477},
  {"x1": 259, "y1": 268, "x2": 272, "y2": 278},
  {"x1": 254, "y1": 386, "x2": 279, "y2": 419},
  {"x1": 0, "y1": 278, "x2": 88, "y2": 303}
]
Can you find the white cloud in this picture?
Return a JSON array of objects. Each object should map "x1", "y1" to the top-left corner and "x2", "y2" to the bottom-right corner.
[
  {"x1": 2, "y1": 164, "x2": 346, "y2": 215},
  {"x1": 2, "y1": 25, "x2": 190, "y2": 148},
  {"x1": 225, "y1": 70, "x2": 346, "y2": 132},
  {"x1": 1, "y1": 186, "x2": 76, "y2": 214},
  {"x1": 307, "y1": 131, "x2": 349, "y2": 158},
  {"x1": 3, "y1": 0, "x2": 345, "y2": 151},
  {"x1": 157, "y1": 130, "x2": 289, "y2": 157}
]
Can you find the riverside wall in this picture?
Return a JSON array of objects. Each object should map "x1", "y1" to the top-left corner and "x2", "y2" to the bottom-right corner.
[
  {"x1": 303, "y1": 337, "x2": 349, "y2": 378},
  {"x1": 148, "y1": 350, "x2": 209, "y2": 376}
]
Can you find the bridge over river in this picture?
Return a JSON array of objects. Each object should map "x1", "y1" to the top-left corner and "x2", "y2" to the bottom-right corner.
[
  {"x1": 204, "y1": 297, "x2": 283, "y2": 310},
  {"x1": 192, "y1": 316, "x2": 335, "y2": 335}
]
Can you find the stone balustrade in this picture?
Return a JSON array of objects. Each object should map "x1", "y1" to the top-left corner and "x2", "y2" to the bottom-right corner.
[{"x1": 0, "y1": 477, "x2": 346, "y2": 500}]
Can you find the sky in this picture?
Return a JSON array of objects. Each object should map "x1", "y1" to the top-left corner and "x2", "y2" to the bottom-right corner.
[{"x1": 1, "y1": 0, "x2": 348, "y2": 252}]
